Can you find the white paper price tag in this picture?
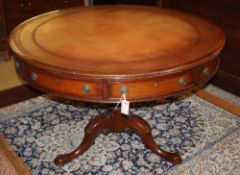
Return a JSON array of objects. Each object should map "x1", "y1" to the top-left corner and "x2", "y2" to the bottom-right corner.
[{"x1": 121, "y1": 99, "x2": 130, "y2": 115}]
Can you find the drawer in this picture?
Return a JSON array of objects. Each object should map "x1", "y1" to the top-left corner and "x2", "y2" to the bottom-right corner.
[
  {"x1": 26, "y1": 68, "x2": 102, "y2": 98},
  {"x1": 197, "y1": 58, "x2": 219, "y2": 81},
  {"x1": 4, "y1": 0, "x2": 83, "y2": 23},
  {"x1": 4, "y1": 0, "x2": 44, "y2": 18},
  {"x1": 108, "y1": 71, "x2": 193, "y2": 100}
]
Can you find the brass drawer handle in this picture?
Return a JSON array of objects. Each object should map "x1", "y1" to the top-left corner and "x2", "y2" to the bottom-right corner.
[
  {"x1": 179, "y1": 77, "x2": 186, "y2": 86},
  {"x1": 82, "y1": 85, "x2": 90, "y2": 93},
  {"x1": 31, "y1": 72, "x2": 37, "y2": 81},
  {"x1": 15, "y1": 61, "x2": 20, "y2": 68},
  {"x1": 20, "y1": 2, "x2": 32, "y2": 10},
  {"x1": 62, "y1": 0, "x2": 70, "y2": 3},
  {"x1": 203, "y1": 67, "x2": 209, "y2": 75},
  {"x1": 120, "y1": 86, "x2": 129, "y2": 94}
]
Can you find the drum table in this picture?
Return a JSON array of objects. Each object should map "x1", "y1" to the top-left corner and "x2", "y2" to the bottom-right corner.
[{"x1": 9, "y1": 5, "x2": 225, "y2": 166}]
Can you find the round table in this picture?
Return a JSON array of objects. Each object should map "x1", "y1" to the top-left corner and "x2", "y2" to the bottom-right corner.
[{"x1": 9, "y1": 5, "x2": 225, "y2": 166}]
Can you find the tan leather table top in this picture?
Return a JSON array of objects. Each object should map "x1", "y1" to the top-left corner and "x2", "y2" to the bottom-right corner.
[
  {"x1": 9, "y1": 5, "x2": 224, "y2": 78},
  {"x1": 9, "y1": 5, "x2": 225, "y2": 102}
]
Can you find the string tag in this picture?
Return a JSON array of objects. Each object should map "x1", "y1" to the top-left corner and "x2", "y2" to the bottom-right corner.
[
  {"x1": 121, "y1": 94, "x2": 130, "y2": 116},
  {"x1": 114, "y1": 94, "x2": 130, "y2": 116}
]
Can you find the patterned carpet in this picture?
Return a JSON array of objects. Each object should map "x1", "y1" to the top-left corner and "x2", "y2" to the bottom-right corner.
[{"x1": 0, "y1": 85, "x2": 239, "y2": 175}]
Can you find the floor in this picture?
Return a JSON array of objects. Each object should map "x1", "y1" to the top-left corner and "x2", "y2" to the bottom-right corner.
[{"x1": 0, "y1": 59, "x2": 24, "y2": 91}]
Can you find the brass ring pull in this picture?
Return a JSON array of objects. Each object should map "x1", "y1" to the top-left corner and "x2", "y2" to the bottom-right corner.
[
  {"x1": 31, "y1": 72, "x2": 37, "y2": 81},
  {"x1": 120, "y1": 86, "x2": 129, "y2": 94},
  {"x1": 203, "y1": 67, "x2": 209, "y2": 75},
  {"x1": 82, "y1": 85, "x2": 90, "y2": 93},
  {"x1": 20, "y1": 2, "x2": 32, "y2": 10},
  {"x1": 179, "y1": 77, "x2": 186, "y2": 86},
  {"x1": 62, "y1": 0, "x2": 70, "y2": 3}
]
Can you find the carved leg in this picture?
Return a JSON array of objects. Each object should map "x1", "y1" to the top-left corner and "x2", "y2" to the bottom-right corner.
[
  {"x1": 54, "y1": 112, "x2": 112, "y2": 166},
  {"x1": 54, "y1": 109, "x2": 182, "y2": 166},
  {"x1": 124, "y1": 114, "x2": 182, "y2": 164}
]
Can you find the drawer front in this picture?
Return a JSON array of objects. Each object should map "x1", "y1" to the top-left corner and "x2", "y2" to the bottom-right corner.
[
  {"x1": 197, "y1": 58, "x2": 219, "y2": 82},
  {"x1": 4, "y1": 0, "x2": 83, "y2": 31},
  {"x1": 109, "y1": 71, "x2": 193, "y2": 100},
  {"x1": 4, "y1": 0, "x2": 45, "y2": 19},
  {"x1": 26, "y1": 68, "x2": 102, "y2": 98},
  {"x1": 4, "y1": 0, "x2": 83, "y2": 16}
]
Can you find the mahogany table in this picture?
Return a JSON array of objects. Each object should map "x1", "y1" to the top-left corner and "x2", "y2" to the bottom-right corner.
[{"x1": 9, "y1": 5, "x2": 225, "y2": 166}]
